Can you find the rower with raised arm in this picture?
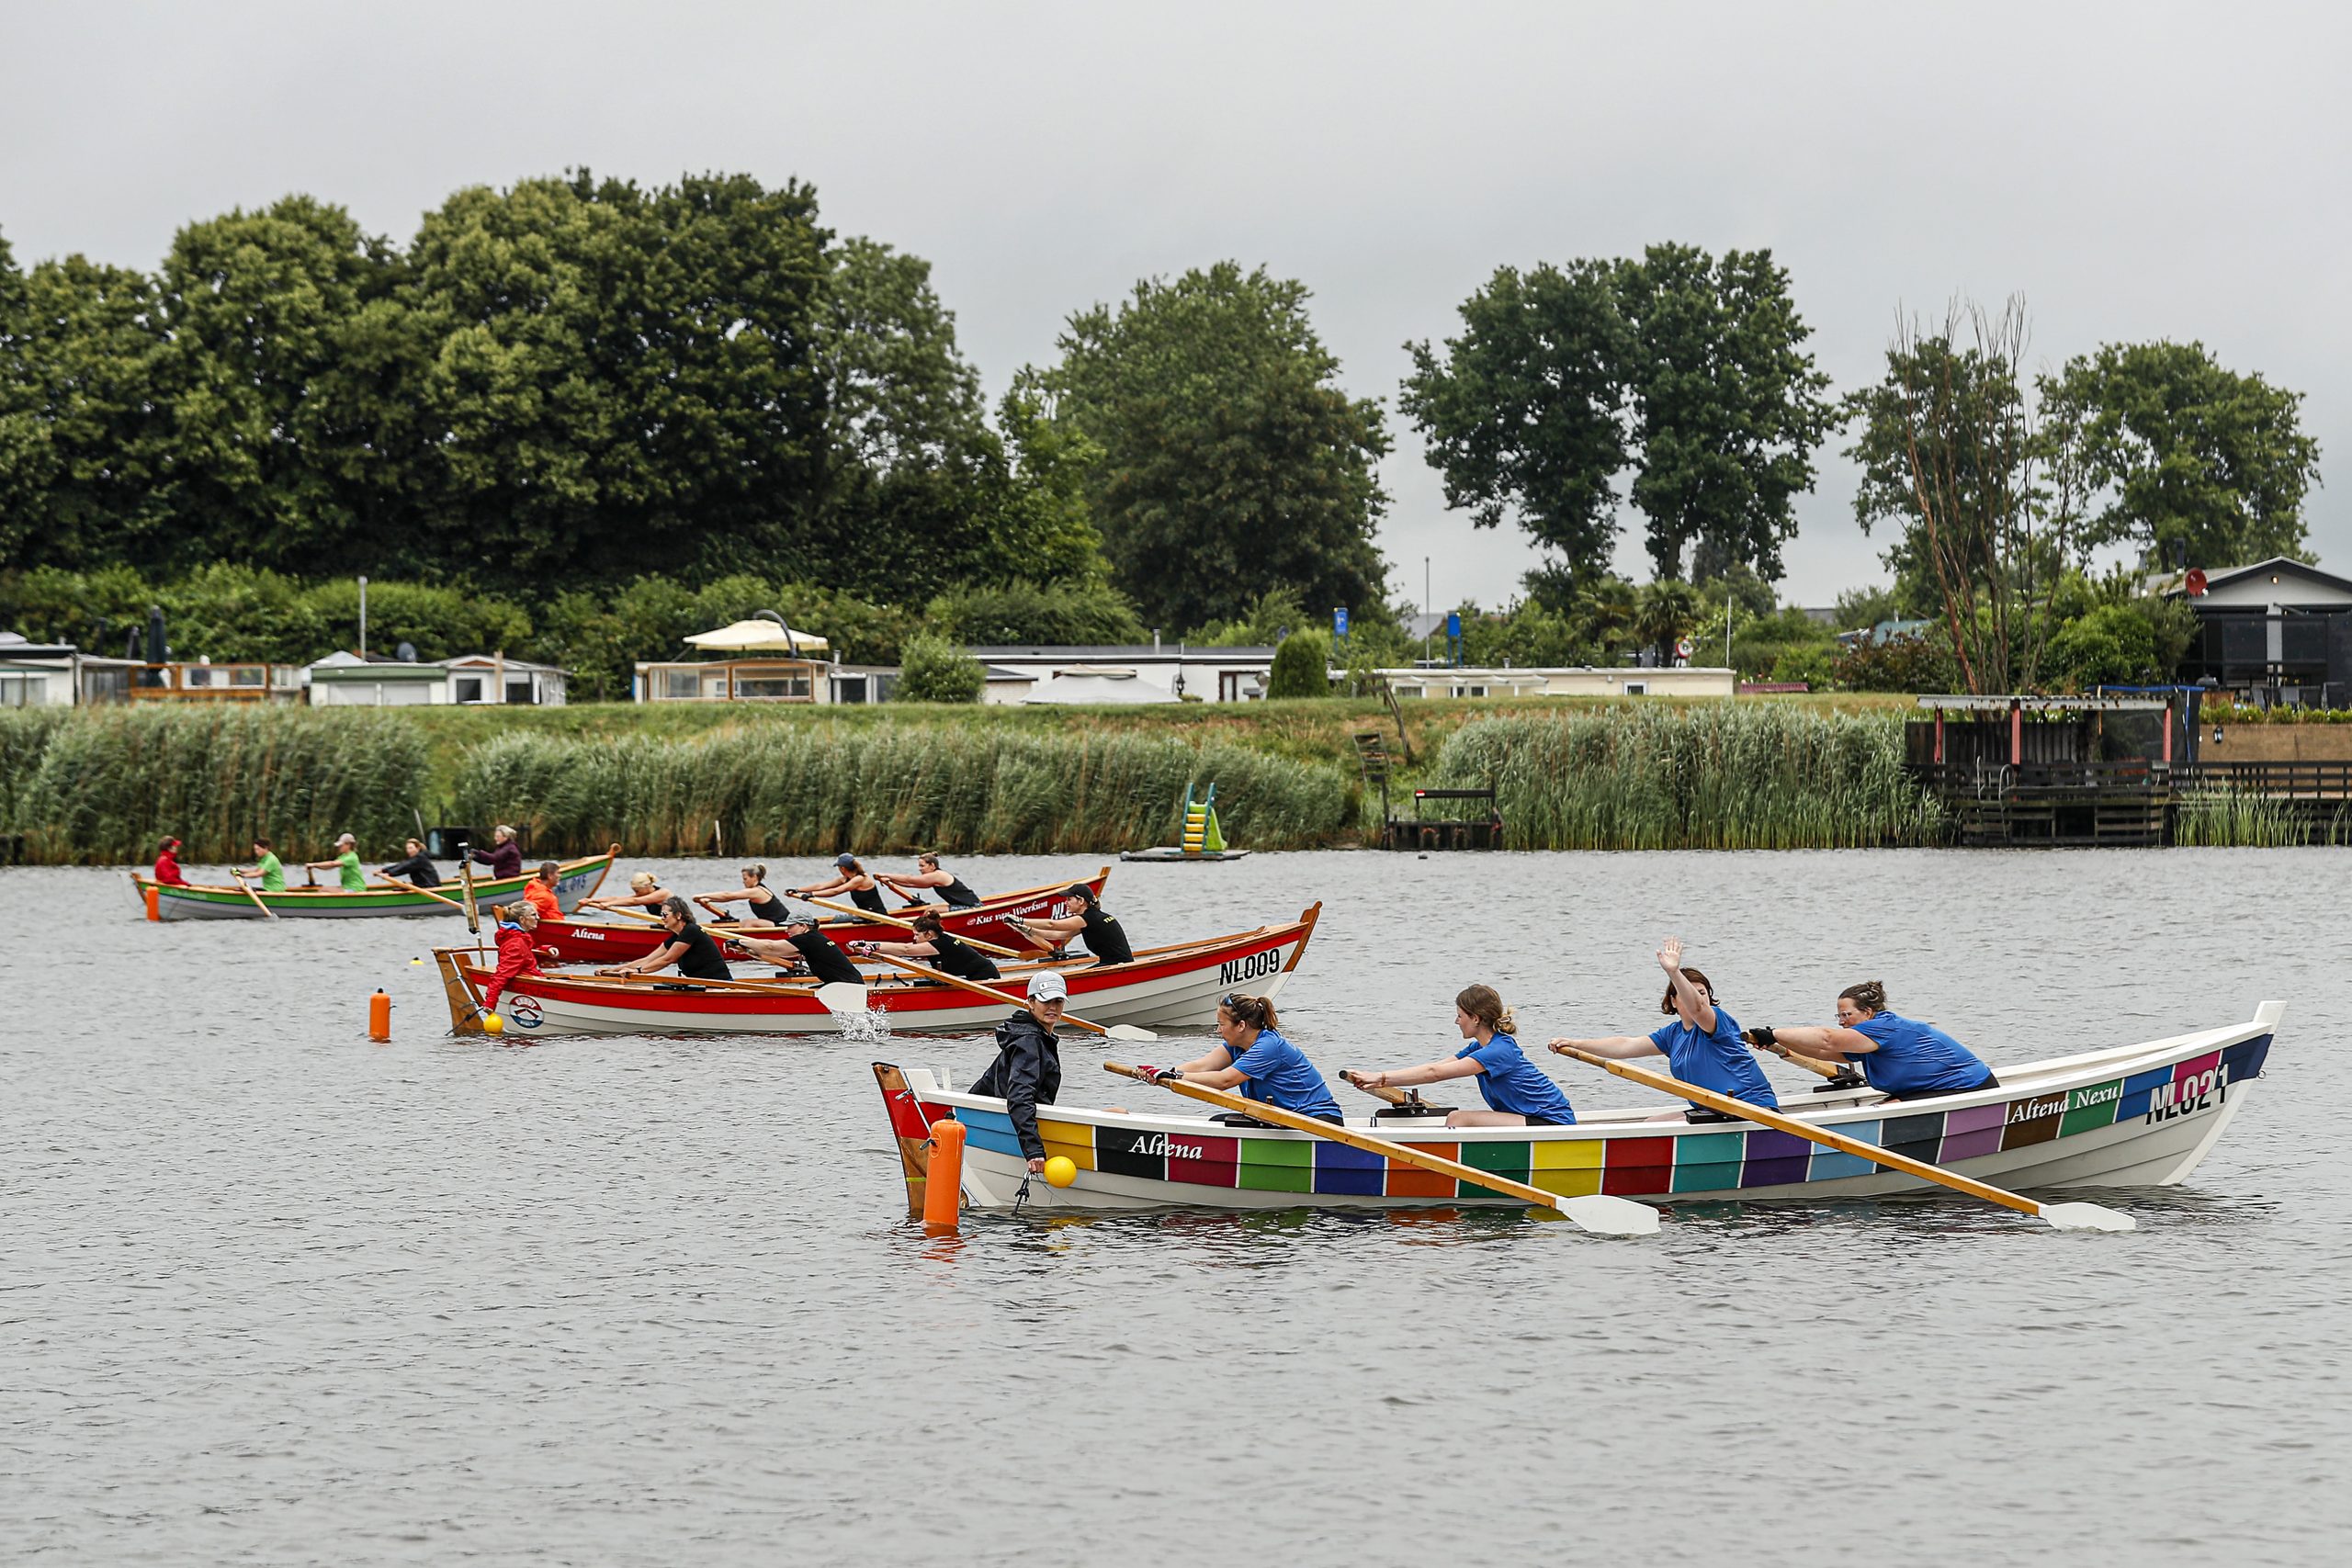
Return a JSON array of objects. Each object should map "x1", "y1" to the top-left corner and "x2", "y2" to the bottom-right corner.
[
  {"x1": 735, "y1": 909, "x2": 865, "y2": 987},
  {"x1": 1002, "y1": 884, "x2": 1132, "y2": 965},
  {"x1": 1545, "y1": 938, "x2": 1778, "y2": 1122},
  {"x1": 1351, "y1": 985, "x2": 1576, "y2": 1129},
  {"x1": 1140, "y1": 992, "x2": 1341, "y2": 1124},
  {"x1": 876, "y1": 852, "x2": 983, "y2": 909},
  {"x1": 1745, "y1": 980, "x2": 1999, "y2": 1101},
  {"x1": 594, "y1": 896, "x2": 733, "y2": 982},
  {"x1": 695, "y1": 863, "x2": 792, "y2": 928},
  {"x1": 788, "y1": 853, "x2": 888, "y2": 917},
  {"x1": 581, "y1": 871, "x2": 664, "y2": 915},
  {"x1": 850, "y1": 911, "x2": 1000, "y2": 982}
]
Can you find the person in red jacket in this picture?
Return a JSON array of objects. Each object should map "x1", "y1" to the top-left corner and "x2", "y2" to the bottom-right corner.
[
  {"x1": 153, "y1": 838, "x2": 188, "y2": 886},
  {"x1": 481, "y1": 901, "x2": 558, "y2": 1014}
]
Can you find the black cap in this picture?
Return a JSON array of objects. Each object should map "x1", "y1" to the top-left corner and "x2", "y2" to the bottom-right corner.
[{"x1": 1065, "y1": 884, "x2": 1094, "y2": 903}]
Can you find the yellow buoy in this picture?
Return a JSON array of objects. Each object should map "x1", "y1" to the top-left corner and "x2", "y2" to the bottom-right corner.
[
  {"x1": 1042, "y1": 1155, "x2": 1077, "y2": 1189},
  {"x1": 482, "y1": 1012, "x2": 505, "y2": 1036}
]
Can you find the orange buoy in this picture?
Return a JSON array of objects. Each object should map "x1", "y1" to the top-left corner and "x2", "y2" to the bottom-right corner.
[
  {"x1": 144, "y1": 884, "x2": 161, "y2": 921},
  {"x1": 368, "y1": 988, "x2": 390, "y2": 1043},
  {"x1": 922, "y1": 1118, "x2": 966, "y2": 1230}
]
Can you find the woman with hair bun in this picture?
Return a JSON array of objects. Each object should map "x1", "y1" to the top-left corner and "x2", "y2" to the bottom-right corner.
[
  {"x1": 694, "y1": 863, "x2": 791, "y2": 927},
  {"x1": 1351, "y1": 984, "x2": 1577, "y2": 1129},
  {"x1": 1149, "y1": 992, "x2": 1342, "y2": 1122},
  {"x1": 1746, "y1": 981, "x2": 1998, "y2": 1101}
]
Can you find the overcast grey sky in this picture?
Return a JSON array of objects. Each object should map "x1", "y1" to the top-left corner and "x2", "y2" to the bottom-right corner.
[{"x1": 4, "y1": 1, "x2": 2344, "y2": 613}]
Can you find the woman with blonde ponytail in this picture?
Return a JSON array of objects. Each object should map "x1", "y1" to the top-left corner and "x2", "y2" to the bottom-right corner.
[
  {"x1": 1351, "y1": 984, "x2": 1577, "y2": 1129},
  {"x1": 693, "y1": 863, "x2": 790, "y2": 927}
]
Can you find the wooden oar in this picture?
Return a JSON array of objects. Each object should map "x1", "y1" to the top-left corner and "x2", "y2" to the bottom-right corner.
[
  {"x1": 1339, "y1": 1070, "x2": 1451, "y2": 1116},
  {"x1": 793, "y1": 893, "x2": 1022, "y2": 958},
  {"x1": 458, "y1": 854, "x2": 480, "y2": 935},
  {"x1": 603, "y1": 970, "x2": 869, "y2": 1011},
  {"x1": 874, "y1": 955, "x2": 1156, "y2": 1043},
  {"x1": 233, "y1": 873, "x2": 280, "y2": 921},
  {"x1": 1104, "y1": 1063, "x2": 1658, "y2": 1237},
  {"x1": 375, "y1": 874, "x2": 467, "y2": 912},
  {"x1": 1548, "y1": 1045, "x2": 2134, "y2": 1232}
]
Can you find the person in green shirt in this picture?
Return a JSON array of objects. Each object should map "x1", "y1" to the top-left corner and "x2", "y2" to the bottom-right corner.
[
  {"x1": 302, "y1": 832, "x2": 367, "y2": 891},
  {"x1": 235, "y1": 837, "x2": 287, "y2": 893}
]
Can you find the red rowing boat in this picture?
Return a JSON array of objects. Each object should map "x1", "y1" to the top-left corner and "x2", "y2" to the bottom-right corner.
[
  {"x1": 436, "y1": 904, "x2": 1322, "y2": 1038},
  {"x1": 532, "y1": 868, "x2": 1113, "y2": 965}
]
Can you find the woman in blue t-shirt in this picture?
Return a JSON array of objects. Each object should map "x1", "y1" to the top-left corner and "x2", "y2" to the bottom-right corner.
[
  {"x1": 1155, "y1": 993, "x2": 1342, "y2": 1122},
  {"x1": 1351, "y1": 985, "x2": 1577, "y2": 1128},
  {"x1": 1746, "y1": 980, "x2": 1999, "y2": 1101},
  {"x1": 1546, "y1": 938, "x2": 1778, "y2": 1121}
]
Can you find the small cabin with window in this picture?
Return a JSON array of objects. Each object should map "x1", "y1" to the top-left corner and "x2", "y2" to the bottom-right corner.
[{"x1": 306, "y1": 651, "x2": 568, "y2": 706}]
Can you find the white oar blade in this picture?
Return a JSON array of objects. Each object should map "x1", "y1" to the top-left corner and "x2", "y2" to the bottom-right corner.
[
  {"x1": 1554, "y1": 1195, "x2": 1661, "y2": 1236},
  {"x1": 816, "y1": 983, "x2": 870, "y2": 1016},
  {"x1": 2039, "y1": 1201, "x2": 2136, "y2": 1233},
  {"x1": 1103, "y1": 1023, "x2": 1158, "y2": 1043}
]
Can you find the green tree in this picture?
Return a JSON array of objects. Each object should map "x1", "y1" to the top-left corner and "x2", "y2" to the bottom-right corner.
[
  {"x1": 401, "y1": 171, "x2": 832, "y2": 589},
  {"x1": 1615, "y1": 244, "x2": 1836, "y2": 581},
  {"x1": 1403, "y1": 245, "x2": 1833, "y2": 590},
  {"x1": 2040, "y1": 341, "x2": 2322, "y2": 570},
  {"x1": 1841, "y1": 299, "x2": 2091, "y2": 693},
  {"x1": 926, "y1": 580, "x2": 1144, "y2": 646},
  {"x1": 1401, "y1": 260, "x2": 1629, "y2": 586},
  {"x1": 893, "y1": 633, "x2": 985, "y2": 703},
  {"x1": 1032, "y1": 263, "x2": 1389, "y2": 631},
  {"x1": 1265, "y1": 630, "x2": 1333, "y2": 698},
  {"x1": 1832, "y1": 583, "x2": 1902, "y2": 632}
]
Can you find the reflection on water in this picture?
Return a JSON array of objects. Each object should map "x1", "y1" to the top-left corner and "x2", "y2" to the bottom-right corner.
[{"x1": 4, "y1": 849, "x2": 2346, "y2": 1567}]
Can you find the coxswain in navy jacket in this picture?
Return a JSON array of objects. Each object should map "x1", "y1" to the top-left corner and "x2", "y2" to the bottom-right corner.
[{"x1": 968, "y1": 1012, "x2": 1062, "y2": 1163}]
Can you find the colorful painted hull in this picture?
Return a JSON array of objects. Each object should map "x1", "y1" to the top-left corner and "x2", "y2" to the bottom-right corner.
[
  {"x1": 530, "y1": 870, "x2": 1114, "y2": 965},
  {"x1": 130, "y1": 848, "x2": 617, "y2": 920},
  {"x1": 876, "y1": 1002, "x2": 2281, "y2": 1213},
  {"x1": 439, "y1": 903, "x2": 1321, "y2": 1038}
]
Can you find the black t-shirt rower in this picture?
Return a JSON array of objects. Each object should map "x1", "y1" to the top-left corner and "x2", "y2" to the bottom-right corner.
[
  {"x1": 925, "y1": 931, "x2": 1000, "y2": 982},
  {"x1": 1077, "y1": 904, "x2": 1132, "y2": 965},
  {"x1": 935, "y1": 874, "x2": 981, "y2": 908},
  {"x1": 668, "y1": 920, "x2": 733, "y2": 981},
  {"x1": 745, "y1": 886, "x2": 790, "y2": 924},
  {"x1": 776, "y1": 927, "x2": 863, "y2": 987}
]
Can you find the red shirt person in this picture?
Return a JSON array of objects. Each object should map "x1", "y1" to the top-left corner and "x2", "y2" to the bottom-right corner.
[
  {"x1": 153, "y1": 838, "x2": 188, "y2": 886},
  {"x1": 481, "y1": 902, "x2": 558, "y2": 1012}
]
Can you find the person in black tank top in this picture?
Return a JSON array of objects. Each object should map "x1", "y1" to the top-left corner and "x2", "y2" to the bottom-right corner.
[
  {"x1": 595, "y1": 896, "x2": 735, "y2": 982},
  {"x1": 694, "y1": 863, "x2": 792, "y2": 928},
  {"x1": 790, "y1": 853, "x2": 889, "y2": 918},
  {"x1": 737, "y1": 912, "x2": 863, "y2": 987},
  {"x1": 852, "y1": 913, "x2": 1001, "y2": 982},
  {"x1": 1006, "y1": 885, "x2": 1133, "y2": 965},
  {"x1": 877, "y1": 852, "x2": 984, "y2": 909}
]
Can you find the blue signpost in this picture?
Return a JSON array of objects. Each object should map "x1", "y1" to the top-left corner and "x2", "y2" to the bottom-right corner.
[{"x1": 1446, "y1": 610, "x2": 1462, "y2": 668}]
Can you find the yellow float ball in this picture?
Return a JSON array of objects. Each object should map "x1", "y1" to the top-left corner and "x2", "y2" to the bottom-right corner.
[
  {"x1": 482, "y1": 1012, "x2": 505, "y2": 1035},
  {"x1": 1042, "y1": 1155, "x2": 1077, "y2": 1189}
]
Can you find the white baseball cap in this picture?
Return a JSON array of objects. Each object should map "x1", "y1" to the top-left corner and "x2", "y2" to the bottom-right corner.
[{"x1": 1026, "y1": 970, "x2": 1069, "y2": 1001}]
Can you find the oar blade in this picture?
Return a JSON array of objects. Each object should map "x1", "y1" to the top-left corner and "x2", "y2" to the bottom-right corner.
[
  {"x1": 816, "y1": 983, "x2": 870, "y2": 1016},
  {"x1": 1553, "y1": 1194, "x2": 1662, "y2": 1236},
  {"x1": 2039, "y1": 1201, "x2": 2136, "y2": 1233},
  {"x1": 1102, "y1": 1023, "x2": 1158, "y2": 1043}
]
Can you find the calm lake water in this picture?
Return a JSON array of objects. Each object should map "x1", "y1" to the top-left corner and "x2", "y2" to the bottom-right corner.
[{"x1": 6, "y1": 850, "x2": 2346, "y2": 1566}]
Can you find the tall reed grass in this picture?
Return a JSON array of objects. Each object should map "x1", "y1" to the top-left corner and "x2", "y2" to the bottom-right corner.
[
  {"x1": 1, "y1": 705, "x2": 430, "y2": 863},
  {"x1": 2170, "y1": 788, "x2": 2310, "y2": 848},
  {"x1": 1430, "y1": 705, "x2": 1943, "y2": 850},
  {"x1": 448, "y1": 725, "x2": 1355, "y2": 855}
]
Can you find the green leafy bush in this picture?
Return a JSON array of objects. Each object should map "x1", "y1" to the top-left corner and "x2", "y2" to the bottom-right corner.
[
  {"x1": 894, "y1": 634, "x2": 986, "y2": 703},
  {"x1": 1265, "y1": 631, "x2": 1332, "y2": 698}
]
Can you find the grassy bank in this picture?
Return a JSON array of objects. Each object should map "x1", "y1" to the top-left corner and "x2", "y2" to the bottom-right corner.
[
  {"x1": 1, "y1": 694, "x2": 1930, "y2": 863},
  {"x1": 1428, "y1": 705, "x2": 1944, "y2": 850}
]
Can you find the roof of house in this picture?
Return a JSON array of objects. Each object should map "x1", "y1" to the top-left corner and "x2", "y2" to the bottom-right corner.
[
  {"x1": 2165, "y1": 557, "x2": 2352, "y2": 599},
  {"x1": 967, "y1": 644, "x2": 1278, "y2": 660}
]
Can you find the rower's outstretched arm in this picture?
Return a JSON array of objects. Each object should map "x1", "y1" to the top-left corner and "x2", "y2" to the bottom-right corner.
[
  {"x1": 1756, "y1": 1023, "x2": 1875, "y2": 1060},
  {"x1": 1657, "y1": 937, "x2": 1716, "y2": 1032},
  {"x1": 1359, "y1": 1057, "x2": 1484, "y2": 1090},
  {"x1": 1546, "y1": 1034, "x2": 1659, "y2": 1060}
]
